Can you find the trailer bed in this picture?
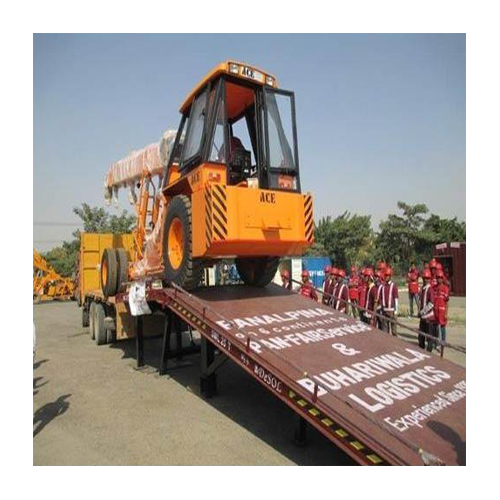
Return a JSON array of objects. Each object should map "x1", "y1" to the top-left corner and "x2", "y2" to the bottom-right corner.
[{"x1": 125, "y1": 283, "x2": 466, "y2": 466}]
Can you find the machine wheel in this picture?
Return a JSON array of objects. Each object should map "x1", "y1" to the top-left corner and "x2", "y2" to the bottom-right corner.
[
  {"x1": 82, "y1": 305, "x2": 90, "y2": 328},
  {"x1": 163, "y1": 195, "x2": 203, "y2": 291},
  {"x1": 94, "y1": 303, "x2": 107, "y2": 345},
  {"x1": 116, "y1": 248, "x2": 129, "y2": 293},
  {"x1": 89, "y1": 301, "x2": 96, "y2": 340},
  {"x1": 235, "y1": 257, "x2": 280, "y2": 287},
  {"x1": 101, "y1": 248, "x2": 118, "y2": 297}
]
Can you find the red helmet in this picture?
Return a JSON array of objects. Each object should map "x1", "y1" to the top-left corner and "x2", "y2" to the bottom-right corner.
[
  {"x1": 436, "y1": 269, "x2": 445, "y2": 278},
  {"x1": 363, "y1": 267, "x2": 374, "y2": 277},
  {"x1": 384, "y1": 267, "x2": 393, "y2": 277},
  {"x1": 324, "y1": 265, "x2": 331, "y2": 275},
  {"x1": 301, "y1": 270, "x2": 310, "y2": 279},
  {"x1": 281, "y1": 269, "x2": 290, "y2": 278},
  {"x1": 330, "y1": 267, "x2": 339, "y2": 276},
  {"x1": 338, "y1": 269, "x2": 346, "y2": 278},
  {"x1": 422, "y1": 269, "x2": 432, "y2": 279},
  {"x1": 429, "y1": 259, "x2": 438, "y2": 269}
]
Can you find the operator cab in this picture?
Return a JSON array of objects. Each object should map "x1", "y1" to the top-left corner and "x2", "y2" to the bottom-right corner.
[{"x1": 165, "y1": 61, "x2": 301, "y2": 192}]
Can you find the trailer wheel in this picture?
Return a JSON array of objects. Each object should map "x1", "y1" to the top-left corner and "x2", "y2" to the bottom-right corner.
[
  {"x1": 235, "y1": 257, "x2": 280, "y2": 287},
  {"x1": 89, "y1": 301, "x2": 96, "y2": 340},
  {"x1": 116, "y1": 248, "x2": 129, "y2": 293},
  {"x1": 163, "y1": 195, "x2": 203, "y2": 291},
  {"x1": 94, "y1": 303, "x2": 107, "y2": 345},
  {"x1": 101, "y1": 248, "x2": 119, "y2": 297},
  {"x1": 82, "y1": 304, "x2": 90, "y2": 328}
]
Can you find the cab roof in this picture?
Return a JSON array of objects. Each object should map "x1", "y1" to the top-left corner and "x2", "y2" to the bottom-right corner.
[{"x1": 179, "y1": 60, "x2": 278, "y2": 114}]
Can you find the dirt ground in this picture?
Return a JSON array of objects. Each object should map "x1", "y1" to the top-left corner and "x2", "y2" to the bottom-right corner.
[
  {"x1": 33, "y1": 301, "x2": 356, "y2": 465},
  {"x1": 33, "y1": 297, "x2": 466, "y2": 465}
]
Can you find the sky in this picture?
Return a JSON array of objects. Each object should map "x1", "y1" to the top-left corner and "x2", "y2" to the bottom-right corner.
[{"x1": 33, "y1": 34, "x2": 465, "y2": 252}]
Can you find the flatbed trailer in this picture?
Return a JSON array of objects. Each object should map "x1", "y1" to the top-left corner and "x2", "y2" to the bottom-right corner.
[{"x1": 114, "y1": 282, "x2": 465, "y2": 466}]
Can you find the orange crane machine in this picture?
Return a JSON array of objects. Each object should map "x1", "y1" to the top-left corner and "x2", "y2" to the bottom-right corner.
[
  {"x1": 101, "y1": 61, "x2": 314, "y2": 295},
  {"x1": 33, "y1": 249, "x2": 74, "y2": 302}
]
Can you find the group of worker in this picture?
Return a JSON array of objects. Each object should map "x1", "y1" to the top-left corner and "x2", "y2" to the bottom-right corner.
[
  {"x1": 280, "y1": 257, "x2": 450, "y2": 352},
  {"x1": 407, "y1": 258, "x2": 450, "y2": 352}
]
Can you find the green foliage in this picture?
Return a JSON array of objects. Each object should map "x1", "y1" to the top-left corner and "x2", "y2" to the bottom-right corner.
[
  {"x1": 315, "y1": 212, "x2": 373, "y2": 268},
  {"x1": 313, "y1": 202, "x2": 465, "y2": 273},
  {"x1": 376, "y1": 201, "x2": 429, "y2": 269},
  {"x1": 43, "y1": 203, "x2": 136, "y2": 277},
  {"x1": 73, "y1": 203, "x2": 136, "y2": 234},
  {"x1": 304, "y1": 241, "x2": 328, "y2": 257}
]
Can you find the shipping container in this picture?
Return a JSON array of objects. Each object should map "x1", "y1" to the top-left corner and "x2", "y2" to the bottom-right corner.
[{"x1": 433, "y1": 241, "x2": 466, "y2": 296}]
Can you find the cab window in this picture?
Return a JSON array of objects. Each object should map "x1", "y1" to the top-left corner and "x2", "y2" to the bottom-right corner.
[{"x1": 182, "y1": 89, "x2": 208, "y2": 168}]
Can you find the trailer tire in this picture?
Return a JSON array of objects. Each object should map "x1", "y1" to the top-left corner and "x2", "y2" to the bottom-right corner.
[
  {"x1": 94, "y1": 303, "x2": 107, "y2": 345},
  {"x1": 116, "y1": 248, "x2": 129, "y2": 293},
  {"x1": 89, "y1": 301, "x2": 96, "y2": 340},
  {"x1": 101, "y1": 248, "x2": 119, "y2": 297},
  {"x1": 235, "y1": 257, "x2": 280, "y2": 287},
  {"x1": 163, "y1": 195, "x2": 203, "y2": 291},
  {"x1": 82, "y1": 305, "x2": 90, "y2": 328}
]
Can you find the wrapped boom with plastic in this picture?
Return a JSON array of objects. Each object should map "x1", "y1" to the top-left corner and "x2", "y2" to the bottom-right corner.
[{"x1": 104, "y1": 130, "x2": 177, "y2": 204}]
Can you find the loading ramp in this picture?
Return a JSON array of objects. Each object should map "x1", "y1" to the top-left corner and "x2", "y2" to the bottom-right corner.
[{"x1": 119, "y1": 283, "x2": 466, "y2": 466}]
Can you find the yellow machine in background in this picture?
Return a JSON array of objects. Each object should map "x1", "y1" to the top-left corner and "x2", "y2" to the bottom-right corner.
[{"x1": 33, "y1": 249, "x2": 75, "y2": 302}]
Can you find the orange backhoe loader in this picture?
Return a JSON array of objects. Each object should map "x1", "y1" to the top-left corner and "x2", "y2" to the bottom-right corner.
[
  {"x1": 101, "y1": 61, "x2": 314, "y2": 293},
  {"x1": 33, "y1": 249, "x2": 75, "y2": 302}
]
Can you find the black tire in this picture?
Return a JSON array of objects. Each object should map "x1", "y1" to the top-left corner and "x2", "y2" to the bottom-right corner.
[
  {"x1": 235, "y1": 257, "x2": 280, "y2": 287},
  {"x1": 163, "y1": 195, "x2": 203, "y2": 291},
  {"x1": 94, "y1": 303, "x2": 106, "y2": 345},
  {"x1": 116, "y1": 248, "x2": 129, "y2": 293},
  {"x1": 82, "y1": 305, "x2": 90, "y2": 328},
  {"x1": 101, "y1": 248, "x2": 119, "y2": 297},
  {"x1": 89, "y1": 301, "x2": 96, "y2": 340}
]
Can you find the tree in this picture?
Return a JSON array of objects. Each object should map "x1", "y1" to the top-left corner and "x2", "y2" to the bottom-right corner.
[
  {"x1": 73, "y1": 203, "x2": 136, "y2": 233},
  {"x1": 376, "y1": 201, "x2": 429, "y2": 270},
  {"x1": 43, "y1": 203, "x2": 136, "y2": 277},
  {"x1": 314, "y1": 212, "x2": 373, "y2": 268}
]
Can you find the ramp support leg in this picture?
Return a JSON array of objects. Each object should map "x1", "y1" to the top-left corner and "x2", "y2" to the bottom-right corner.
[
  {"x1": 135, "y1": 315, "x2": 144, "y2": 368},
  {"x1": 293, "y1": 415, "x2": 308, "y2": 447},
  {"x1": 200, "y1": 337, "x2": 218, "y2": 398},
  {"x1": 159, "y1": 310, "x2": 173, "y2": 375}
]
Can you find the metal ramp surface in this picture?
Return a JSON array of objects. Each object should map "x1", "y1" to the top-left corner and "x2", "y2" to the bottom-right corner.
[{"x1": 145, "y1": 283, "x2": 466, "y2": 465}]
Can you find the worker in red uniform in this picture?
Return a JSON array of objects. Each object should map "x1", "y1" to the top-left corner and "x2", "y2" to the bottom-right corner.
[
  {"x1": 418, "y1": 269, "x2": 437, "y2": 351},
  {"x1": 435, "y1": 262, "x2": 450, "y2": 287},
  {"x1": 280, "y1": 269, "x2": 292, "y2": 290},
  {"x1": 322, "y1": 265, "x2": 332, "y2": 305},
  {"x1": 326, "y1": 267, "x2": 338, "y2": 305},
  {"x1": 365, "y1": 269, "x2": 379, "y2": 326},
  {"x1": 359, "y1": 268, "x2": 374, "y2": 324},
  {"x1": 358, "y1": 268, "x2": 367, "y2": 310},
  {"x1": 331, "y1": 268, "x2": 349, "y2": 312},
  {"x1": 429, "y1": 259, "x2": 438, "y2": 289},
  {"x1": 348, "y1": 266, "x2": 360, "y2": 317},
  {"x1": 374, "y1": 270, "x2": 385, "y2": 328},
  {"x1": 434, "y1": 269, "x2": 450, "y2": 346},
  {"x1": 406, "y1": 261, "x2": 420, "y2": 318},
  {"x1": 381, "y1": 266, "x2": 399, "y2": 336},
  {"x1": 298, "y1": 270, "x2": 318, "y2": 301}
]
